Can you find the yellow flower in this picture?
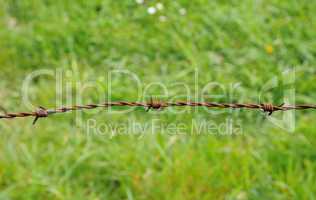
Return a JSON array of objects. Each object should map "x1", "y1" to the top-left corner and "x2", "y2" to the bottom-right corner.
[{"x1": 265, "y1": 44, "x2": 274, "y2": 54}]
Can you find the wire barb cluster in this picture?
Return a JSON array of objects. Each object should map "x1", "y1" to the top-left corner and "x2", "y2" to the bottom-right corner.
[{"x1": 0, "y1": 100, "x2": 316, "y2": 125}]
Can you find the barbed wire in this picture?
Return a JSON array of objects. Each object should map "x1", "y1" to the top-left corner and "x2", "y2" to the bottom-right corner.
[{"x1": 0, "y1": 98, "x2": 315, "y2": 125}]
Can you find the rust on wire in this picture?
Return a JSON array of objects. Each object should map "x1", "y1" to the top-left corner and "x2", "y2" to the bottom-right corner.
[
  {"x1": 0, "y1": 101, "x2": 315, "y2": 125},
  {"x1": 32, "y1": 106, "x2": 49, "y2": 125},
  {"x1": 146, "y1": 97, "x2": 167, "y2": 111}
]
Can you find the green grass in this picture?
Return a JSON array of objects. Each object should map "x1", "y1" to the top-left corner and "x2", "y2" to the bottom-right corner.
[{"x1": 0, "y1": 0, "x2": 316, "y2": 199}]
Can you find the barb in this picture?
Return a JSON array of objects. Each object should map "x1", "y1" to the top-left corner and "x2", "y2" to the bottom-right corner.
[
  {"x1": 32, "y1": 106, "x2": 49, "y2": 125},
  {"x1": 146, "y1": 97, "x2": 167, "y2": 112},
  {"x1": 0, "y1": 101, "x2": 316, "y2": 125}
]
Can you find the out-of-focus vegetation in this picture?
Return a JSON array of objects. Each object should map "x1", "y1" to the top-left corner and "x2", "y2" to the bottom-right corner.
[{"x1": 0, "y1": 0, "x2": 316, "y2": 199}]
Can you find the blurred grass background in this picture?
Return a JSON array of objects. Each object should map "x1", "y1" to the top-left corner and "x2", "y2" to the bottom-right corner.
[{"x1": 0, "y1": 0, "x2": 316, "y2": 199}]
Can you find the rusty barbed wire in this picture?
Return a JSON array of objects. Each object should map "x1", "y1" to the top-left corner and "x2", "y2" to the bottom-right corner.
[{"x1": 0, "y1": 100, "x2": 316, "y2": 125}]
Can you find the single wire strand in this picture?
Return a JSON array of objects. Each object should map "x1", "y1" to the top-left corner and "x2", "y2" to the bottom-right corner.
[{"x1": 0, "y1": 101, "x2": 315, "y2": 125}]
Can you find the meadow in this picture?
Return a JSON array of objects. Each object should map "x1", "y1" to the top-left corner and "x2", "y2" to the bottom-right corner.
[{"x1": 0, "y1": 0, "x2": 316, "y2": 199}]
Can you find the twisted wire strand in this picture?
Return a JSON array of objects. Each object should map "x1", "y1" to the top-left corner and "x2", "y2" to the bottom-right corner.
[{"x1": 0, "y1": 101, "x2": 315, "y2": 125}]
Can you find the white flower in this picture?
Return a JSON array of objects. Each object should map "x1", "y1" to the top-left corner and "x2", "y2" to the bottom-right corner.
[
  {"x1": 135, "y1": 0, "x2": 144, "y2": 4},
  {"x1": 156, "y1": 3, "x2": 164, "y2": 10},
  {"x1": 179, "y1": 8, "x2": 186, "y2": 15},
  {"x1": 236, "y1": 191, "x2": 248, "y2": 200},
  {"x1": 7, "y1": 17, "x2": 17, "y2": 29},
  {"x1": 159, "y1": 15, "x2": 167, "y2": 22},
  {"x1": 147, "y1": 7, "x2": 157, "y2": 15}
]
